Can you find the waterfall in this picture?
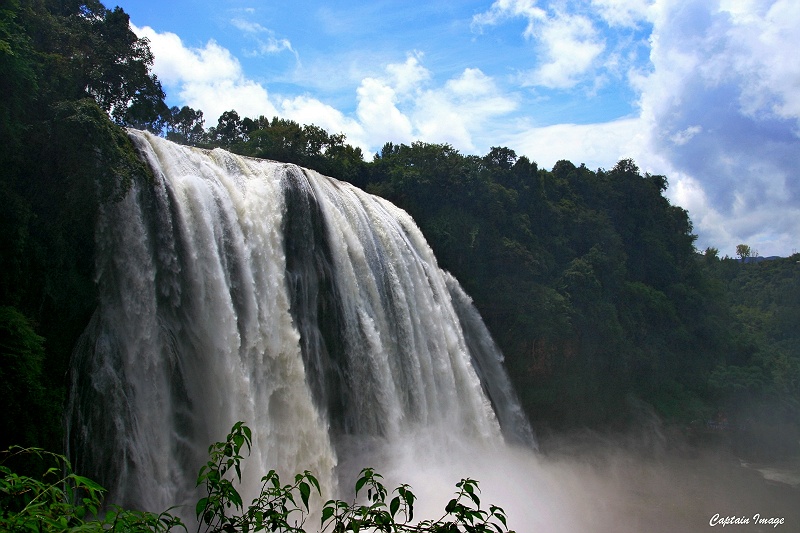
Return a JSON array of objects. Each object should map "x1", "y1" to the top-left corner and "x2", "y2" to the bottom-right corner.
[{"x1": 66, "y1": 130, "x2": 533, "y2": 517}]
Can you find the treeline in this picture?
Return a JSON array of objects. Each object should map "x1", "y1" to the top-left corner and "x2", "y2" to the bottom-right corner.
[{"x1": 1, "y1": 0, "x2": 798, "y2": 463}]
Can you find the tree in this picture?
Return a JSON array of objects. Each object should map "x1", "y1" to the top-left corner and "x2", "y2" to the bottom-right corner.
[
  {"x1": 483, "y1": 146, "x2": 517, "y2": 171},
  {"x1": 166, "y1": 106, "x2": 205, "y2": 145},
  {"x1": 736, "y1": 244, "x2": 752, "y2": 262},
  {"x1": 56, "y1": 3, "x2": 167, "y2": 129},
  {"x1": 210, "y1": 110, "x2": 247, "y2": 147}
]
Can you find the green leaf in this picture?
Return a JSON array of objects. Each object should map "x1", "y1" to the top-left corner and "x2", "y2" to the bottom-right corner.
[
  {"x1": 299, "y1": 481, "x2": 311, "y2": 509},
  {"x1": 73, "y1": 474, "x2": 105, "y2": 492},
  {"x1": 471, "y1": 492, "x2": 481, "y2": 507},
  {"x1": 195, "y1": 497, "x2": 208, "y2": 518},
  {"x1": 307, "y1": 471, "x2": 321, "y2": 494},
  {"x1": 389, "y1": 496, "x2": 400, "y2": 518},
  {"x1": 355, "y1": 474, "x2": 368, "y2": 495},
  {"x1": 229, "y1": 487, "x2": 243, "y2": 509},
  {"x1": 321, "y1": 505, "x2": 335, "y2": 524}
]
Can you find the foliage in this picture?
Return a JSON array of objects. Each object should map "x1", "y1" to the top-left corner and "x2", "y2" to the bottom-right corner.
[
  {"x1": 207, "y1": 114, "x2": 368, "y2": 187},
  {"x1": 0, "y1": 307, "x2": 54, "y2": 457},
  {"x1": 357, "y1": 147, "x2": 714, "y2": 427},
  {"x1": 2, "y1": 424, "x2": 513, "y2": 533},
  {"x1": 193, "y1": 423, "x2": 514, "y2": 533},
  {"x1": 0, "y1": 446, "x2": 184, "y2": 532},
  {"x1": 735, "y1": 244, "x2": 752, "y2": 261},
  {"x1": 700, "y1": 254, "x2": 800, "y2": 457},
  {"x1": 165, "y1": 106, "x2": 206, "y2": 145}
]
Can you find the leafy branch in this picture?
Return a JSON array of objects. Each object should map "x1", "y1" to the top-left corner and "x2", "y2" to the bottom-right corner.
[
  {"x1": 194, "y1": 423, "x2": 515, "y2": 533},
  {"x1": 0, "y1": 446, "x2": 184, "y2": 532},
  {"x1": 2, "y1": 423, "x2": 514, "y2": 532}
]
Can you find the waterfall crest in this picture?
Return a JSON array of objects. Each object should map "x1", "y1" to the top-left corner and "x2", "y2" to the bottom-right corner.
[{"x1": 66, "y1": 130, "x2": 533, "y2": 514}]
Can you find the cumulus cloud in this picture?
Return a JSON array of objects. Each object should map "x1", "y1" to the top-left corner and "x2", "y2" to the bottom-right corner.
[
  {"x1": 130, "y1": 26, "x2": 517, "y2": 158},
  {"x1": 385, "y1": 54, "x2": 431, "y2": 96},
  {"x1": 501, "y1": 117, "x2": 643, "y2": 171},
  {"x1": 721, "y1": 0, "x2": 800, "y2": 121},
  {"x1": 133, "y1": 25, "x2": 278, "y2": 122},
  {"x1": 590, "y1": 0, "x2": 653, "y2": 28},
  {"x1": 634, "y1": 0, "x2": 800, "y2": 256},
  {"x1": 356, "y1": 77, "x2": 416, "y2": 146},
  {"x1": 473, "y1": 1, "x2": 606, "y2": 89},
  {"x1": 525, "y1": 12, "x2": 605, "y2": 89},
  {"x1": 414, "y1": 68, "x2": 518, "y2": 150},
  {"x1": 355, "y1": 54, "x2": 517, "y2": 152}
]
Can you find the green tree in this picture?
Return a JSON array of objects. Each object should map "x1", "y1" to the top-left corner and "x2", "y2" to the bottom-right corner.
[
  {"x1": 736, "y1": 244, "x2": 752, "y2": 262},
  {"x1": 166, "y1": 106, "x2": 206, "y2": 145},
  {"x1": 210, "y1": 110, "x2": 247, "y2": 147}
]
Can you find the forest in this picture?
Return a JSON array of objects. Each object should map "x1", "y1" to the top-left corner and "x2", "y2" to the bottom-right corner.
[{"x1": 2, "y1": 0, "x2": 798, "y2": 474}]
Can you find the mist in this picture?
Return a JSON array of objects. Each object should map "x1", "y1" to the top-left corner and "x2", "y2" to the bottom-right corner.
[{"x1": 331, "y1": 422, "x2": 799, "y2": 533}]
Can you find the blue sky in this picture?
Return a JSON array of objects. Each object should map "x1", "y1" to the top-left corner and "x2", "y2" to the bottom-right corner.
[{"x1": 122, "y1": 0, "x2": 800, "y2": 257}]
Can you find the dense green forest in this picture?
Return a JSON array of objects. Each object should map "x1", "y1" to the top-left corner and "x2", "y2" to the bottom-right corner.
[{"x1": 1, "y1": 0, "x2": 798, "y2": 468}]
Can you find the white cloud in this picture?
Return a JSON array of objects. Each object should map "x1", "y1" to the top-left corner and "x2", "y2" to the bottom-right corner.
[
  {"x1": 355, "y1": 57, "x2": 517, "y2": 153},
  {"x1": 356, "y1": 78, "x2": 416, "y2": 146},
  {"x1": 230, "y1": 18, "x2": 298, "y2": 58},
  {"x1": 131, "y1": 26, "x2": 517, "y2": 156},
  {"x1": 501, "y1": 117, "x2": 643, "y2": 171},
  {"x1": 385, "y1": 53, "x2": 430, "y2": 97},
  {"x1": 631, "y1": 0, "x2": 800, "y2": 256},
  {"x1": 415, "y1": 69, "x2": 518, "y2": 151},
  {"x1": 134, "y1": 26, "x2": 239, "y2": 86},
  {"x1": 721, "y1": 0, "x2": 800, "y2": 121},
  {"x1": 471, "y1": 0, "x2": 546, "y2": 37},
  {"x1": 133, "y1": 25, "x2": 278, "y2": 121},
  {"x1": 136, "y1": 25, "x2": 362, "y2": 147},
  {"x1": 525, "y1": 12, "x2": 605, "y2": 89},
  {"x1": 473, "y1": 3, "x2": 605, "y2": 89},
  {"x1": 590, "y1": 0, "x2": 653, "y2": 27}
]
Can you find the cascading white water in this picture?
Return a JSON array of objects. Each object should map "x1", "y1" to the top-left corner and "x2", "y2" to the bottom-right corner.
[{"x1": 66, "y1": 130, "x2": 534, "y2": 519}]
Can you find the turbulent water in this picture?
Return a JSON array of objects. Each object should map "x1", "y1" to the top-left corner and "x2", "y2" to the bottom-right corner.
[{"x1": 65, "y1": 130, "x2": 533, "y2": 516}]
